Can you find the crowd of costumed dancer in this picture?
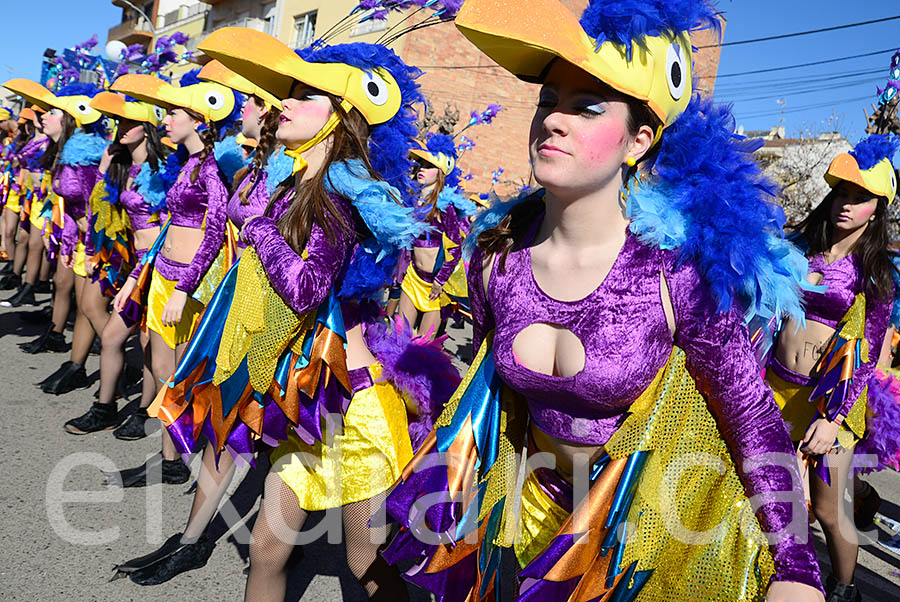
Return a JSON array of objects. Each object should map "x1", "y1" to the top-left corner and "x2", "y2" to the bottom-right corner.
[{"x1": 3, "y1": 1, "x2": 900, "y2": 602}]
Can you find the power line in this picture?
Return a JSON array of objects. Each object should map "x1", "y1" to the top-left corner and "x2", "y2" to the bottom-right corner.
[
  {"x1": 702, "y1": 47, "x2": 897, "y2": 79},
  {"x1": 737, "y1": 95, "x2": 872, "y2": 119},
  {"x1": 697, "y1": 14, "x2": 900, "y2": 48}
]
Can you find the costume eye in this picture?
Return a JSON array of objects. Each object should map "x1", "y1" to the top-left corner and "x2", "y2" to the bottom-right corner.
[
  {"x1": 74, "y1": 100, "x2": 93, "y2": 116},
  {"x1": 892, "y1": 67, "x2": 900, "y2": 80},
  {"x1": 665, "y1": 42, "x2": 687, "y2": 101},
  {"x1": 891, "y1": 168, "x2": 897, "y2": 197},
  {"x1": 893, "y1": 54, "x2": 900, "y2": 68},
  {"x1": 886, "y1": 88, "x2": 897, "y2": 102},
  {"x1": 361, "y1": 71, "x2": 390, "y2": 106},
  {"x1": 204, "y1": 89, "x2": 226, "y2": 111},
  {"x1": 153, "y1": 106, "x2": 166, "y2": 122}
]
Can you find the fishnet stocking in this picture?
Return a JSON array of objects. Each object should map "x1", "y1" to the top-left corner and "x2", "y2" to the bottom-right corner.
[
  {"x1": 245, "y1": 471, "x2": 308, "y2": 602},
  {"x1": 343, "y1": 490, "x2": 409, "y2": 601}
]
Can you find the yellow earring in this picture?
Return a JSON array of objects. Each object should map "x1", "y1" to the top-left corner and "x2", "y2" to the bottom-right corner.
[{"x1": 626, "y1": 157, "x2": 636, "y2": 167}]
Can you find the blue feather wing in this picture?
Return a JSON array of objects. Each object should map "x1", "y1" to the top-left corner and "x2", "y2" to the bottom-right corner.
[{"x1": 58, "y1": 132, "x2": 109, "y2": 167}]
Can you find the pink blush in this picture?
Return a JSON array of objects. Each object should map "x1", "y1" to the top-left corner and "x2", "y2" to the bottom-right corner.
[{"x1": 578, "y1": 123, "x2": 627, "y2": 165}]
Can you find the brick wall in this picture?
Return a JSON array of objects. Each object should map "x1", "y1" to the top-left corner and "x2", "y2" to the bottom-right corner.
[{"x1": 400, "y1": 3, "x2": 723, "y2": 196}]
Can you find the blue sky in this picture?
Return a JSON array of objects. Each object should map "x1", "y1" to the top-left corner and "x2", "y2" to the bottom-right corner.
[
  {"x1": 715, "y1": 0, "x2": 898, "y2": 140},
  {"x1": 0, "y1": 2, "x2": 120, "y2": 82},
  {"x1": 1, "y1": 1, "x2": 897, "y2": 142}
]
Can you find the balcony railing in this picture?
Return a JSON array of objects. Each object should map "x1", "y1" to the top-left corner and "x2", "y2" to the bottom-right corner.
[
  {"x1": 158, "y1": 3, "x2": 207, "y2": 29},
  {"x1": 107, "y1": 16, "x2": 154, "y2": 46}
]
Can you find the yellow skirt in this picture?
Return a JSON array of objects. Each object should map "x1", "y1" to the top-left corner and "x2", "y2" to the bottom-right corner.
[
  {"x1": 145, "y1": 268, "x2": 204, "y2": 349},
  {"x1": 270, "y1": 365, "x2": 414, "y2": 511},
  {"x1": 768, "y1": 371, "x2": 859, "y2": 449},
  {"x1": 400, "y1": 263, "x2": 446, "y2": 313},
  {"x1": 29, "y1": 196, "x2": 46, "y2": 230},
  {"x1": 514, "y1": 471, "x2": 570, "y2": 568},
  {"x1": 5, "y1": 189, "x2": 21, "y2": 213}
]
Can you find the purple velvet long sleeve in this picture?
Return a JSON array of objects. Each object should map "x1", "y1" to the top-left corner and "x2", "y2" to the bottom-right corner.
[
  {"x1": 227, "y1": 170, "x2": 269, "y2": 249},
  {"x1": 241, "y1": 193, "x2": 356, "y2": 315},
  {"x1": 54, "y1": 164, "x2": 101, "y2": 257},
  {"x1": 434, "y1": 205, "x2": 463, "y2": 285},
  {"x1": 840, "y1": 293, "x2": 893, "y2": 418},
  {"x1": 172, "y1": 155, "x2": 229, "y2": 294},
  {"x1": 665, "y1": 257, "x2": 822, "y2": 591}
]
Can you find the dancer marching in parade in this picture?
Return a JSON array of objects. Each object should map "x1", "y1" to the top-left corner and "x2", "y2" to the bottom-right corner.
[
  {"x1": 105, "y1": 69, "x2": 242, "y2": 485},
  {"x1": 62, "y1": 91, "x2": 169, "y2": 434},
  {"x1": 767, "y1": 136, "x2": 900, "y2": 602},
  {"x1": 382, "y1": 1, "x2": 825, "y2": 600}
]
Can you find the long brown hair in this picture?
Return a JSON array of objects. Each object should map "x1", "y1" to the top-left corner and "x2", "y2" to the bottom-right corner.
[
  {"x1": 43, "y1": 112, "x2": 77, "y2": 172},
  {"x1": 236, "y1": 96, "x2": 282, "y2": 204},
  {"x1": 183, "y1": 108, "x2": 218, "y2": 183},
  {"x1": 478, "y1": 88, "x2": 661, "y2": 271},
  {"x1": 422, "y1": 168, "x2": 446, "y2": 223},
  {"x1": 793, "y1": 185, "x2": 898, "y2": 302},
  {"x1": 265, "y1": 94, "x2": 381, "y2": 253}
]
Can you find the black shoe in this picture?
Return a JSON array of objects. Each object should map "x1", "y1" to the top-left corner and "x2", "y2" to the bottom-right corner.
[
  {"x1": 64, "y1": 402, "x2": 118, "y2": 434},
  {"x1": 103, "y1": 455, "x2": 191, "y2": 488},
  {"x1": 19, "y1": 326, "x2": 69, "y2": 354},
  {"x1": 89, "y1": 337, "x2": 101, "y2": 355},
  {"x1": 127, "y1": 533, "x2": 214, "y2": 585},
  {"x1": 113, "y1": 408, "x2": 151, "y2": 441},
  {"x1": 825, "y1": 575, "x2": 862, "y2": 602},
  {"x1": 34, "y1": 279, "x2": 51, "y2": 294},
  {"x1": 0, "y1": 262, "x2": 12, "y2": 274},
  {"x1": 42, "y1": 361, "x2": 88, "y2": 395},
  {"x1": 854, "y1": 482, "x2": 882, "y2": 530},
  {"x1": 113, "y1": 532, "x2": 185, "y2": 576},
  {"x1": 0, "y1": 273, "x2": 21, "y2": 290},
  {"x1": 1, "y1": 282, "x2": 35, "y2": 307},
  {"x1": 37, "y1": 361, "x2": 73, "y2": 388},
  {"x1": 21, "y1": 305, "x2": 52, "y2": 324}
]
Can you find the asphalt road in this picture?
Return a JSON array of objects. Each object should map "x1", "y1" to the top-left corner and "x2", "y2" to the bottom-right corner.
[{"x1": 2, "y1": 294, "x2": 900, "y2": 601}]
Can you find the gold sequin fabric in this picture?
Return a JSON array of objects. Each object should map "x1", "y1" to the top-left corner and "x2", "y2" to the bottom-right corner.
[{"x1": 213, "y1": 247, "x2": 314, "y2": 392}]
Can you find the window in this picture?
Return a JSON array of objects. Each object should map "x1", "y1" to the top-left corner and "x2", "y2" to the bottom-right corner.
[
  {"x1": 263, "y1": 3, "x2": 277, "y2": 36},
  {"x1": 293, "y1": 11, "x2": 317, "y2": 49}
]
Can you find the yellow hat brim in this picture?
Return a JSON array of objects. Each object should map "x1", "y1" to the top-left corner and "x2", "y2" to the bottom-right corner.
[
  {"x1": 19, "y1": 108, "x2": 36, "y2": 122},
  {"x1": 825, "y1": 154, "x2": 897, "y2": 203},
  {"x1": 3, "y1": 79, "x2": 55, "y2": 112},
  {"x1": 161, "y1": 136, "x2": 177, "y2": 150},
  {"x1": 199, "y1": 60, "x2": 282, "y2": 110},
  {"x1": 90, "y1": 91, "x2": 160, "y2": 126},
  {"x1": 455, "y1": 0, "x2": 692, "y2": 127},
  {"x1": 410, "y1": 147, "x2": 454, "y2": 176},
  {"x1": 198, "y1": 27, "x2": 402, "y2": 126},
  {"x1": 112, "y1": 74, "x2": 235, "y2": 122}
]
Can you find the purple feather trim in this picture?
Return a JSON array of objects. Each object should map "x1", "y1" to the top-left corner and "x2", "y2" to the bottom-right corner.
[
  {"x1": 365, "y1": 316, "x2": 461, "y2": 449},
  {"x1": 855, "y1": 369, "x2": 900, "y2": 474}
]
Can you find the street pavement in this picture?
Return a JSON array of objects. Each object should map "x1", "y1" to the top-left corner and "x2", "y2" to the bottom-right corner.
[{"x1": 2, "y1": 293, "x2": 900, "y2": 601}]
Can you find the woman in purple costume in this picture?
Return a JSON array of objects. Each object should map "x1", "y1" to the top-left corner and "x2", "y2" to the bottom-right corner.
[
  {"x1": 767, "y1": 135, "x2": 900, "y2": 602},
  {"x1": 381, "y1": 1, "x2": 825, "y2": 601},
  {"x1": 62, "y1": 92, "x2": 169, "y2": 435}
]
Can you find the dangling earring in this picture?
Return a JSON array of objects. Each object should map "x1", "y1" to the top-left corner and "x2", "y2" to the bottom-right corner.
[{"x1": 625, "y1": 157, "x2": 636, "y2": 167}]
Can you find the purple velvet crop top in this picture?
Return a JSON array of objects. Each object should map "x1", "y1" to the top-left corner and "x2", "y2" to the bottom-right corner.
[
  {"x1": 468, "y1": 218, "x2": 822, "y2": 591},
  {"x1": 166, "y1": 153, "x2": 229, "y2": 293},
  {"x1": 792, "y1": 252, "x2": 893, "y2": 418},
  {"x1": 54, "y1": 163, "x2": 102, "y2": 257},
  {"x1": 803, "y1": 254, "x2": 862, "y2": 328},
  {"x1": 227, "y1": 169, "x2": 269, "y2": 249},
  {"x1": 119, "y1": 164, "x2": 166, "y2": 233},
  {"x1": 413, "y1": 203, "x2": 463, "y2": 285}
]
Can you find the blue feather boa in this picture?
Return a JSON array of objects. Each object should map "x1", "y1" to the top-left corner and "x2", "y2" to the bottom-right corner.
[
  {"x1": 58, "y1": 132, "x2": 109, "y2": 167},
  {"x1": 436, "y1": 186, "x2": 478, "y2": 217},
  {"x1": 325, "y1": 159, "x2": 427, "y2": 260},
  {"x1": 631, "y1": 94, "x2": 814, "y2": 324},
  {"x1": 265, "y1": 147, "x2": 293, "y2": 197},
  {"x1": 134, "y1": 163, "x2": 168, "y2": 213},
  {"x1": 213, "y1": 135, "x2": 249, "y2": 184}
]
